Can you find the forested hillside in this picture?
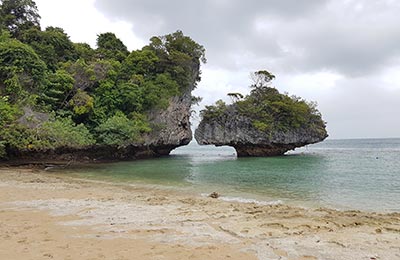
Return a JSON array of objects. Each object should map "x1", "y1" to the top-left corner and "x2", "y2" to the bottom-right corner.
[{"x1": 0, "y1": 0, "x2": 205, "y2": 160}]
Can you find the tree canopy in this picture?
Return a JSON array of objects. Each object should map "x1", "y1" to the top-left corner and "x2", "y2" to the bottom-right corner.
[
  {"x1": 250, "y1": 70, "x2": 275, "y2": 89},
  {"x1": 201, "y1": 71, "x2": 325, "y2": 133},
  {"x1": 96, "y1": 32, "x2": 129, "y2": 62}
]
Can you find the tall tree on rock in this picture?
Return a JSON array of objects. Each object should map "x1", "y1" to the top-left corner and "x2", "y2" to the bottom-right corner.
[
  {"x1": 96, "y1": 32, "x2": 129, "y2": 62},
  {"x1": 250, "y1": 70, "x2": 275, "y2": 89},
  {"x1": 0, "y1": 0, "x2": 41, "y2": 38}
]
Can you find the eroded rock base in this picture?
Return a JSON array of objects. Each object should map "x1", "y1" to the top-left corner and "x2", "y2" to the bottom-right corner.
[
  {"x1": 1, "y1": 142, "x2": 190, "y2": 165},
  {"x1": 234, "y1": 144, "x2": 296, "y2": 157}
]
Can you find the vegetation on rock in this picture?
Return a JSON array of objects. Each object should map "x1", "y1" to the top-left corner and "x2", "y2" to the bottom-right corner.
[
  {"x1": 196, "y1": 70, "x2": 327, "y2": 156},
  {"x1": 200, "y1": 70, "x2": 326, "y2": 135},
  {"x1": 0, "y1": 0, "x2": 205, "y2": 159}
]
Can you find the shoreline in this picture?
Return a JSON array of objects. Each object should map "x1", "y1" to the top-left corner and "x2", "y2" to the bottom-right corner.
[
  {"x1": 45, "y1": 162, "x2": 399, "y2": 214},
  {"x1": 1, "y1": 167, "x2": 400, "y2": 259}
]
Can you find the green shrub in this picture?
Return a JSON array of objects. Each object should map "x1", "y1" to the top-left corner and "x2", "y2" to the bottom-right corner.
[
  {"x1": 38, "y1": 117, "x2": 95, "y2": 148},
  {"x1": 200, "y1": 100, "x2": 227, "y2": 121},
  {"x1": 95, "y1": 112, "x2": 151, "y2": 147},
  {"x1": 69, "y1": 89, "x2": 94, "y2": 116},
  {"x1": 253, "y1": 120, "x2": 270, "y2": 132}
]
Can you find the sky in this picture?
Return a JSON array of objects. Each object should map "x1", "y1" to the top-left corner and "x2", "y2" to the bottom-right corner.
[{"x1": 34, "y1": 0, "x2": 400, "y2": 139}]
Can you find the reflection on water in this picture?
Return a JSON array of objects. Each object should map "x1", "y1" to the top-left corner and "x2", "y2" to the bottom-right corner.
[{"x1": 54, "y1": 139, "x2": 400, "y2": 212}]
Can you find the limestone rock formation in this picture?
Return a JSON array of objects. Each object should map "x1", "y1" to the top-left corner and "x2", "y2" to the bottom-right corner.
[
  {"x1": 140, "y1": 82, "x2": 196, "y2": 157},
  {"x1": 3, "y1": 58, "x2": 200, "y2": 163},
  {"x1": 5, "y1": 80, "x2": 197, "y2": 163},
  {"x1": 195, "y1": 87, "x2": 328, "y2": 157}
]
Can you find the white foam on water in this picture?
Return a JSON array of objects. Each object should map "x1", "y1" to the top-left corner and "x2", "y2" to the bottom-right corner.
[
  {"x1": 220, "y1": 196, "x2": 283, "y2": 206},
  {"x1": 201, "y1": 193, "x2": 282, "y2": 206}
]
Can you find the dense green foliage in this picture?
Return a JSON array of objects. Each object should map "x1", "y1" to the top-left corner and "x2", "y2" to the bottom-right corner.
[
  {"x1": 36, "y1": 117, "x2": 95, "y2": 148},
  {"x1": 95, "y1": 112, "x2": 151, "y2": 147},
  {"x1": 200, "y1": 100, "x2": 228, "y2": 120},
  {"x1": 0, "y1": 0, "x2": 40, "y2": 38},
  {"x1": 201, "y1": 70, "x2": 325, "y2": 133},
  {"x1": 0, "y1": 0, "x2": 205, "y2": 158},
  {"x1": 0, "y1": 35, "x2": 46, "y2": 102},
  {"x1": 96, "y1": 32, "x2": 129, "y2": 62}
]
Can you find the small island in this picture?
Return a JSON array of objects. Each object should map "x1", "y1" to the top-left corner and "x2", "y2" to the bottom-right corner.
[
  {"x1": 195, "y1": 71, "x2": 328, "y2": 156},
  {"x1": 0, "y1": 0, "x2": 206, "y2": 162}
]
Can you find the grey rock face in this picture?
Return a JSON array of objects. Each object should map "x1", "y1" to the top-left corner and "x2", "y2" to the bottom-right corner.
[
  {"x1": 140, "y1": 63, "x2": 201, "y2": 156},
  {"x1": 17, "y1": 106, "x2": 50, "y2": 128},
  {"x1": 195, "y1": 105, "x2": 328, "y2": 157},
  {"x1": 143, "y1": 91, "x2": 193, "y2": 155}
]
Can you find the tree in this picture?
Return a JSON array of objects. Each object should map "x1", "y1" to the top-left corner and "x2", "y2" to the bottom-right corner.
[
  {"x1": 43, "y1": 27, "x2": 76, "y2": 62},
  {"x1": 250, "y1": 70, "x2": 275, "y2": 89},
  {"x1": 227, "y1": 92, "x2": 244, "y2": 103},
  {"x1": 120, "y1": 49, "x2": 159, "y2": 80},
  {"x1": 146, "y1": 30, "x2": 206, "y2": 89},
  {"x1": 0, "y1": 0, "x2": 41, "y2": 38},
  {"x1": 20, "y1": 26, "x2": 76, "y2": 70},
  {"x1": 200, "y1": 99, "x2": 227, "y2": 121},
  {"x1": 0, "y1": 37, "x2": 46, "y2": 102},
  {"x1": 163, "y1": 30, "x2": 206, "y2": 64},
  {"x1": 74, "y1": 42, "x2": 95, "y2": 62},
  {"x1": 40, "y1": 69, "x2": 74, "y2": 110},
  {"x1": 96, "y1": 32, "x2": 129, "y2": 62}
]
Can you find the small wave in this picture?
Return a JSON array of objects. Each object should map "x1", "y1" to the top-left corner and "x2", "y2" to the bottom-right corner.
[
  {"x1": 221, "y1": 196, "x2": 283, "y2": 206},
  {"x1": 201, "y1": 193, "x2": 282, "y2": 206}
]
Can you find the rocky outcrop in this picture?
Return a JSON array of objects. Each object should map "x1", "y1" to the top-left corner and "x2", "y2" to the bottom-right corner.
[
  {"x1": 3, "y1": 70, "x2": 198, "y2": 164},
  {"x1": 143, "y1": 91, "x2": 193, "y2": 155},
  {"x1": 4, "y1": 94, "x2": 193, "y2": 163},
  {"x1": 195, "y1": 105, "x2": 328, "y2": 157},
  {"x1": 17, "y1": 107, "x2": 50, "y2": 128},
  {"x1": 138, "y1": 63, "x2": 200, "y2": 157}
]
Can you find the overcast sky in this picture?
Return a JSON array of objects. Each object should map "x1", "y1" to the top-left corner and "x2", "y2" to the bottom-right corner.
[{"x1": 35, "y1": 0, "x2": 400, "y2": 139}]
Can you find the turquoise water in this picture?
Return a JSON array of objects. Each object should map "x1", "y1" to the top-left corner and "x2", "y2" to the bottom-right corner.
[{"x1": 54, "y1": 138, "x2": 400, "y2": 212}]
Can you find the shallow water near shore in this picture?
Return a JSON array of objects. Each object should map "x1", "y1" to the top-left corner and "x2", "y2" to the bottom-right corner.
[{"x1": 52, "y1": 138, "x2": 400, "y2": 212}]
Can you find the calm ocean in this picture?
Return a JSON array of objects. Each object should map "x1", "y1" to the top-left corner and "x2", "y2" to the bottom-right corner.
[{"x1": 55, "y1": 138, "x2": 400, "y2": 212}]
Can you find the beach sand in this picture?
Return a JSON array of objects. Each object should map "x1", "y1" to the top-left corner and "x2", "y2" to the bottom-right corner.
[{"x1": 0, "y1": 167, "x2": 399, "y2": 260}]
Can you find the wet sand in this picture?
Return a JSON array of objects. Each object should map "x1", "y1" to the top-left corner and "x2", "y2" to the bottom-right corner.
[{"x1": 1, "y1": 167, "x2": 399, "y2": 260}]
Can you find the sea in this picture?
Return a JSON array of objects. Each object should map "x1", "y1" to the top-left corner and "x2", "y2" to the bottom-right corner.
[{"x1": 53, "y1": 138, "x2": 400, "y2": 213}]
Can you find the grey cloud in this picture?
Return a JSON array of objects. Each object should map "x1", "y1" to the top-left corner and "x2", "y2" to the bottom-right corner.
[
  {"x1": 281, "y1": 8, "x2": 400, "y2": 76},
  {"x1": 94, "y1": 0, "x2": 400, "y2": 76},
  {"x1": 94, "y1": 0, "x2": 329, "y2": 70},
  {"x1": 317, "y1": 79, "x2": 400, "y2": 139}
]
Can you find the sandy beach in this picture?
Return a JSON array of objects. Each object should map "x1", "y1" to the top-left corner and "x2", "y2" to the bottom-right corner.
[{"x1": 0, "y1": 167, "x2": 399, "y2": 260}]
